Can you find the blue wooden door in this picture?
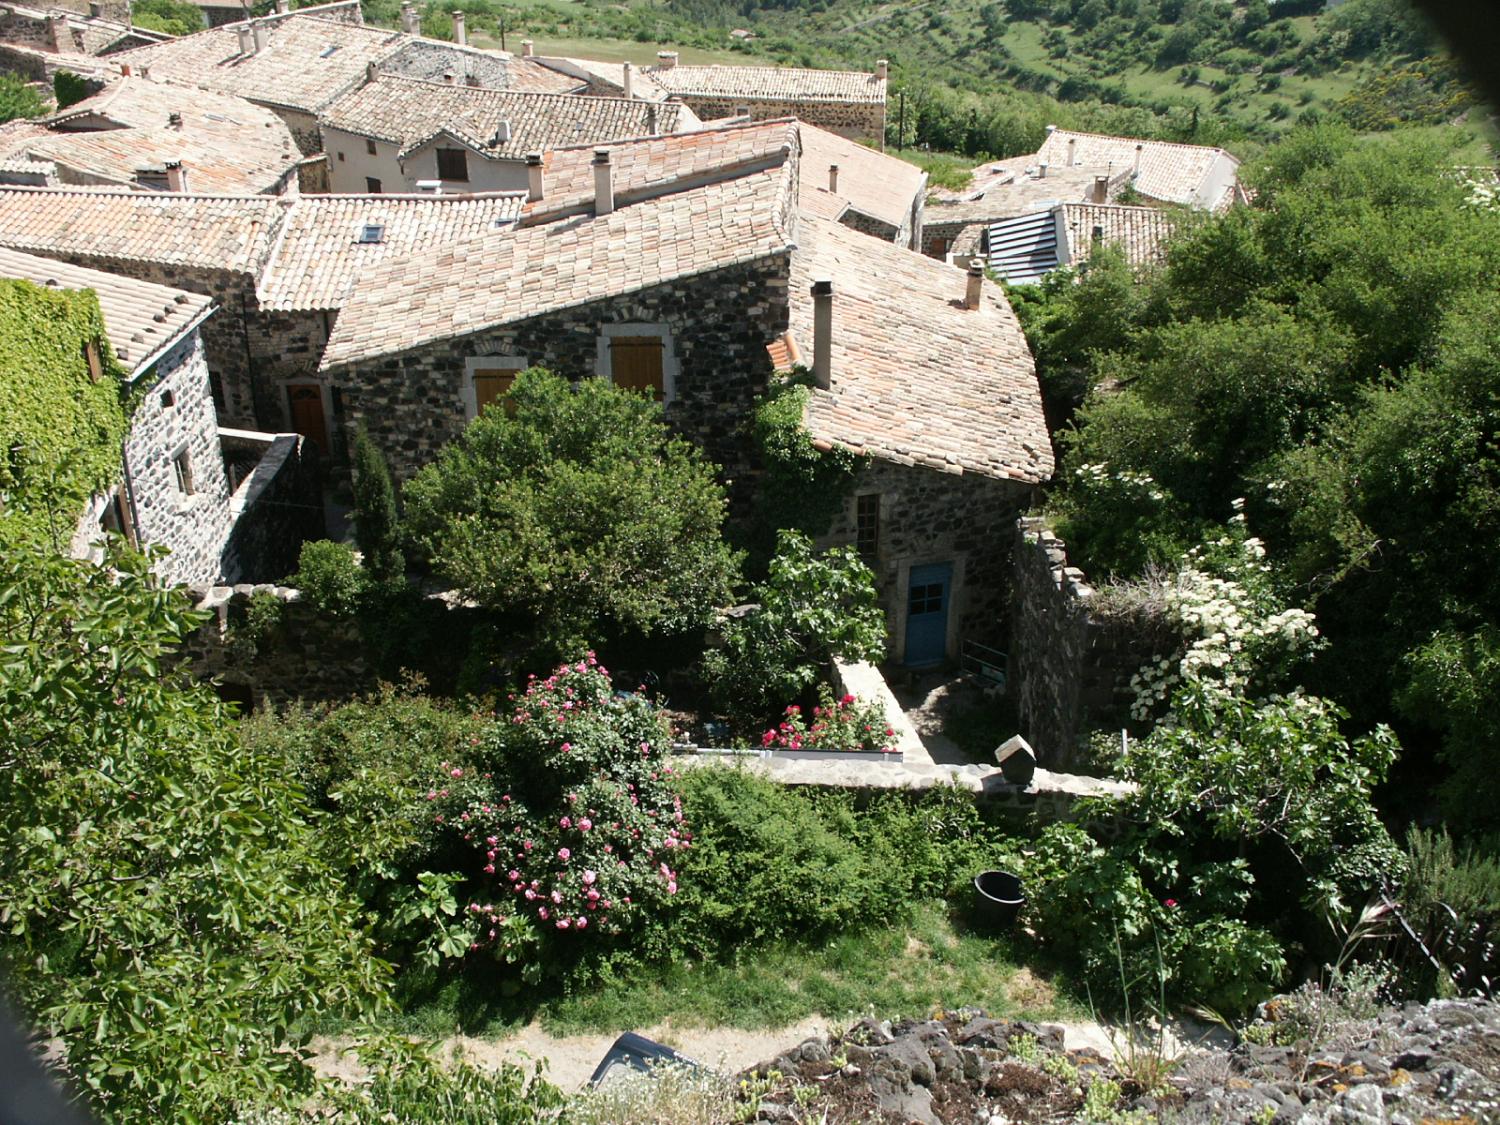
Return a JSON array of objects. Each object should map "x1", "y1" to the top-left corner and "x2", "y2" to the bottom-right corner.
[{"x1": 904, "y1": 562, "x2": 953, "y2": 667}]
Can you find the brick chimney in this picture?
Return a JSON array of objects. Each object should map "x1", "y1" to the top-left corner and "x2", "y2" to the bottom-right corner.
[
  {"x1": 164, "y1": 160, "x2": 189, "y2": 193},
  {"x1": 828, "y1": 163, "x2": 839, "y2": 193},
  {"x1": 592, "y1": 148, "x2": 614, "y2": 216},
  {"x1": 525, "y1": 152, "x2": 543, "y2": 201},
  {"x1": 964, "y1": 261, "x2": 984, "y2": 310},
  {"x1": 1092, "y1": 175, "x2": 1108, "y2": 203},
  {"x1": 811, "y1": 278, "x2": 833, "y2": 390},
  {"x1": 399, "y1": 2, "x2": 417, "y2": 33},
  {"x1": 48, "y1": 13, "x2": 70, "y2": 52},
  {"x1": 236, "y1": 24, "x2": 253, "y2": 54},
  {"x1": 251, "y1": 19, "x2": 269, "y2": 52},
  {"x1": 622, "y1": 60, "x2": 633, "y2": 100},
  {"x1": 656, "y1": 49, "x2": 677, "y2": 69},
  {"x1": 875, "y1": 58, "x2": 887, "y2": 80},
  {"x1": 451, "y1": 10, "x2": 465, "y2": 45},
  {"x1": 521, "y1": 38, "x2": 533, "y2": 56}
]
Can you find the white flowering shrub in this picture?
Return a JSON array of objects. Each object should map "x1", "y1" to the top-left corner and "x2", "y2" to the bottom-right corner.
[
  {"x1": 1051, "y1": 460, "x2": 1193, "y2": 579},
  {"x1": 1128, "y1": 500, "x2": 1321, "y2": 722}
]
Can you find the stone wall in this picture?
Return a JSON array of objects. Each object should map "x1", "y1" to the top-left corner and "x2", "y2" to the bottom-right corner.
[
  {"x1": 681, "y1": 95, "x2": 885, "y2": 146},
  {"x1": 0, "y1": 7, "x2": 56, "y2": 49},
  {"x1": 1008, "y1": 517, "x2": 1153, "y2": 769},
  {"x1": 219, "y1": 429, "x2": 322, "y2": 582},
  {"x1": 921, "y1": 216, "x2": 983, "y2": 261},
  {"x1": 378, "y1": 38, "x2": 512, "y2": 87},
  {"x1": 125, "y1": 330, "x2": 237, "y2": 586},
  {"x1": 819, "y1": 459, "x2": 1037, "y2": 661},
  {"x1": 336, "y1": 253, "x2": 793, "y2": 493},
  {"x1": 840, "y1": 190, "x2": 923, "y2": 252}
]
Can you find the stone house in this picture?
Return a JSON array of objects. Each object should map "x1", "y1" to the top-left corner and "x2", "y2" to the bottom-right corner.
[
  {"x1": 0, "y1": 0, "x2": 164, "y2": 86},
  {"x1": 0, "y1": 245, "x2": 310, "y2": 584},
  {"x1": 317, "y1": 71, "x2": 698, "y2": 195},
  {"x1": 316, "y1": 119, "x2": 1052, "y2": 663},
  {"x1": 797, "y1": 121, "x2": 925, "y2": 251},
  {"x1": 0, "y1": 186, "x2": 524, "y2": 458},
  {"x1": 984, "y1": 202, "x2": 1179, "y2": 285},
  {"x1": 0, "y1": 76, "x2": 307, "y2": 195},
  {"x1": 110, "y1": 3, "x2": 580, "y2": 154},
  {"x1": 641, "y1": 52, "x2": 888, "y2": 146}
]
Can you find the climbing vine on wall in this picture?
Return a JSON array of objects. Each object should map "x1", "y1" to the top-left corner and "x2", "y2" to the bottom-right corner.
[
  {"x1": 751, "y1": 369, "x2": 864, "y2": 549},
  {"x1": 0, "y1": 278, "x2": 129, "y2": 551}
]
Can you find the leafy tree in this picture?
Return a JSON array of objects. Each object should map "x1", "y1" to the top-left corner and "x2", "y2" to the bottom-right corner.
[
  {"x1": 0, "y1": 540, "x2": 387, "y2": 1122},
  {"x1": 703, "y1": 529, "x2": 886, "y2": 727},
  {"x1": 129, "y1": 0, "x2": 205, "y2": 34},
  {"x1": 51, "y1": 71, "x2": 86, "y2": 111},
  {"x1": 292, "y1": 538, "x2": 368, "y2": 616},
  {"x1": 0, "y1": 73, "x2": 45, "y2": 124},
  {"x1": 402, "y1": 367, "x2": 741, "y2": 661},
  {"x1": 351, "y1": 425, "x2": 403, "y2": 583}
]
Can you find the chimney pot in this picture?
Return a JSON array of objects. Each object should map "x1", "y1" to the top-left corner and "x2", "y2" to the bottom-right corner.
[
  {"x1": 366, "y1": 60, "x2": 377, "y2": 81},
  {"x1": 811, "y1": 279, "x2": 833, "y2": 390},
  {"x1": 236, "y1": 24, "x2": 252, "y2": 54},
  {"x1": 964, "y1": 261, "x2": 984, "y2": 310},
  {"x1": 1066, "y1": 136, "x2": 1076, "y2": 166},
  {"x1": 120, "y1": 63, "x2": 131, "y2": 76},
  {"x1": 251, "y1": 19, "x2": 269, "y2": 52},
  {"x1": 621, "y1": 60, "x2": 633, "y2": 100},
  {"x1": 167, "y1": 111, "x2": 182, "y2": 128},
  {"x1": 875, "y1": 58, "x2": 887, "y2": 80},
  {"x1": 139, "y1": 64, "x2": 149, "y2": 79},
  {"x1": 451, "y1": 10, "x2": 465, "y2": 45},
  {"x1": 1093, "y1": 175, "x2": 1108, "y2": 203},
  {"x1": 657, "y1": 49, "x2": 677, "y2": 69},
  {"x1": 592, "y1": 147, "x2": 613, "y2": 216},
  {"x1": 521, "y1": 38, "x2": 533, "y2": 56},
  {"x1": 828, "y1": 163, "x2": 839, "y2": 193},
  {"x1": 525, "y1": 151, "x2": 543, "y2": 201},
  {"x1": 164, "y1": 160, "x2": 188, "y2": 193}
]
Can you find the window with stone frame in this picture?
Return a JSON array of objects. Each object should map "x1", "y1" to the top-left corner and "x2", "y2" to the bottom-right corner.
[
  {"x1": 171, "y1": 445, "x2": 195, "y2": 496},
  {"x1": 608, "y1": 336, "x2": 665, "y2": 400},
  {"x1": 466, "y1": 356, "x2": 528, "y2": 418},
  {"x1": 855, "y1": 492, "x2": 880, "y2": 558},
  {"x1": 436, "y1": 148, "x2": 469, "y2": 182}
]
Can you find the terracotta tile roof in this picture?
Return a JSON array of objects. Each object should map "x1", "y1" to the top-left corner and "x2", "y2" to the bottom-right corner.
[
  {"x1": 3, "y1": 78, "x2": 302, "y2": 194},
  {"x1": 0, "y1": 244, "x2": 213, "y2": 376},
  {"x1": 320, "y1": 73, "x2": 689, "y2": 161},
  {"x1": 526, "y1": 117, "x2": 795, "y2": 223},
  {"x1": 797, "y1": 123, "x2": 923, "y2": 230},
  {"x1": 1034, "y1": 129, "x2": 1237, "y2": 209},
  {"x1": 1059, "y1": 202, "x2": 1177, "y2": 269},
  {"x1": 0, "y1": 186, "x2": 283, "y2": 272},
  {"x1": 320, "y1": 166, "x2": 796, "y2": 370},
  {"x1": 924, "y1": 161, "x2": 1116, "y2": 226},
  {"x1": 643, "y1": 62, "x2": 885, "y2": 105},
  {"x1": 532, "y1": 56, "x2": 675, "y2": 101},
  {"x1": 788, "y1": 213, "x2": 1051, "y2": 485},
  {"x1": 112, "y1": 15, "x2": 404, "y2": 115},
  {"x1": 256, "y1": 192, "x2": 525, "y2": 310}
]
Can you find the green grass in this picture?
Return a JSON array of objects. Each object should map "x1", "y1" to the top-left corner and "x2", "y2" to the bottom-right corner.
[
  {"x1": 379, "y1": 902, "x2": 1082, "y2": 1041},
  {"x1": 889, "y1": 147, "x2": 975, "y2": 192}
]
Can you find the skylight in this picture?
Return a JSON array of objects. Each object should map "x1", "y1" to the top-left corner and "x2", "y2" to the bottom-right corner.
[
  {"x1": 318, "y1": 44, "x2": 340, "y2": 58},
  {"x1": 357, "y1": 223, "x2": 385, "y2": 244}
]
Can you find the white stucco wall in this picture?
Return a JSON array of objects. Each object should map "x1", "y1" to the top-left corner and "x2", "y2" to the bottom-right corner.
[{"x1": 321, "y1": 125, "x2": 529, "y2": 194}]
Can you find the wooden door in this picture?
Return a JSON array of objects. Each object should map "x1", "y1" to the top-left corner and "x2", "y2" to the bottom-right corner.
[
  {"x1": 904, "y1": 562, "x2": 953, "y2": 667},
  {"x1": 610, "y1": 336, "x2": 665, "y2": 400},
  {"x1": 472, "y1": 368, "x2": 518, "y2": 416},
  {"x1": 287, "y1": 384, "x2": 328, "y2": 454}
]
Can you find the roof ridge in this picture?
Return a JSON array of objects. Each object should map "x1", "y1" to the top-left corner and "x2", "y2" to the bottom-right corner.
[{"x1": 1049, "y1": 126, "x2": 1229, "y2": 157}]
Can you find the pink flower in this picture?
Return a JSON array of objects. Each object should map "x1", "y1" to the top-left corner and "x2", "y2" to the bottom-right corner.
[
  {"x1": 582, "y1": 870, "x2": 597, "y2": 885},
  {"x1": 841, "y1": 693, "x2": 856, "y2": 705},
  {"x1": 556, "y1": 918, "x2": 570, "y2": 929},
  {"x1": 558, "y1": 847, "x2": 571, "y2": 861},
  {"x1": 576, "y1": 916, "x2": 588, "y2": 929},
  {"x1": 1164, "y1": 898, "x2": 1179, "y2": 908},
  {"x1": 559, "y1": 816, "x2": 572, "y2": 829},
  {"x1": 578, "y1": 818, "x2": 592, "y2": 831},
  {"x1": 667, "y1": 881, "x2": 678, "y2": 895},
  {"x1": 449, "y1": 767, "x2": 463, "y2": 778},
  {"x1": 538, "y1": 906, "x2": 549, "y2": 920}
]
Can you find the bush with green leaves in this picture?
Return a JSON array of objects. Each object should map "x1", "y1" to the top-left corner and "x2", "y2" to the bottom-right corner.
[
  {"x1": 751, "y1": 372, "x2": 863, "y2": 547},
  {"x1": 351, "y1": 425, "x2": 403, "y2": 584},
  {"x1": 0, "y1": 540, "x2": 387, "y2": 1122},
  {"x1": 703, "y1": 529, "x2": 886, "y2": 729},
  {"x1": 402, "y1": 367, "x2": 740, "y2": 664},
  {"x1": 291, "y1": 538, "x2": 367, "y2": 617},
  {"x1": 0, "y1": 72, "x2": 45, "y2": 124}
]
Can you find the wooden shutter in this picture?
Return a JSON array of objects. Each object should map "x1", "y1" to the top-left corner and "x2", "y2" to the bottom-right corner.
[
  {"x1": 472, "y1": 368, "x2": 517, "y2": 416},
  {"x1": 609, "y1": 336, "x2": 664, "y2": 399}
]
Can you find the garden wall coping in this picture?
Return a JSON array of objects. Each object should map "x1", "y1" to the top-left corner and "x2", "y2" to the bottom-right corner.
[{"x1": 831, "y1": 656, "x2": 933, "y2": 766}]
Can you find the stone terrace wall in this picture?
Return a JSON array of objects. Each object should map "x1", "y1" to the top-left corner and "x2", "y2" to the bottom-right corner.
[
  {"x1": 683, "y1": 96, "x2": 885, "y2": 146},
  {"x1": 1009, "y1": 517, "x2": 1152, "y2": 768},
  {"x1": 219, "y1": 429, "x2": 322, "y2": 582}
]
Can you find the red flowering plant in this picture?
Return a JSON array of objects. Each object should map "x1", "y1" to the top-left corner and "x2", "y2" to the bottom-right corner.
[
  {"x1": 428, "y1": 653, "x2": 688, "y2": 979},
  {"x1": 760, "y1": 686, "x2": 898, "y2": 754}
]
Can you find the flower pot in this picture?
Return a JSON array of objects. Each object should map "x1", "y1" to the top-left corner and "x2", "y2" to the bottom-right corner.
[{"x1": 973, "y1": 870, "x2": 1025, "y2": 930}]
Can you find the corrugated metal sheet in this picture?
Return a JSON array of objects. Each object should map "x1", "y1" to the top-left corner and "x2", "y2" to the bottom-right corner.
[{"x1": 985, "y1": 209, "x2": 1057, "y2": 286}]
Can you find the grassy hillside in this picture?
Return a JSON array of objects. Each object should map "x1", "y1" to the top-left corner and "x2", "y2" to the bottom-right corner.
[{"x1": 360, "y1": 0, "x2": 1498, "y2": 162}]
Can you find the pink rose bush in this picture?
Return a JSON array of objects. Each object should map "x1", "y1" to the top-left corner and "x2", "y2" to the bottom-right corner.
[
  {"x1": 430, "y1": 654, "x2": 688, "y2": 972},
  {"x1": 760, "y1": 687, "x2": 898, "y2": 754}
]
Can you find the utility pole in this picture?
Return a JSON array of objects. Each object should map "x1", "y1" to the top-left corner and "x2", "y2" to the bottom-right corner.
[
  {"x1": 897, "y1": 89, "x2": 906, "y2": 152},
  {"x1": 499, "y1": 12, "x2": 506, "y2": 50}
]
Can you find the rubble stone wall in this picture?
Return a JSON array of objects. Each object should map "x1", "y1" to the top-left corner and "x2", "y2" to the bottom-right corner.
[
  {"x1": 219, "y1": 430, "x2": 322, "y2": 582},
  {"x1": 680, "y1": 95, "x2": 885, "y2": 145}
]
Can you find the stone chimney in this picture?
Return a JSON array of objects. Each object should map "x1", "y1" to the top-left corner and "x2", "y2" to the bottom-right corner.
[
  {"x1": 525, "y1": 152, "x2": 543, "y2": 201},
  {"x1": 251, "y1": 19, "x2": 269, "y2": 52},
  {"x1": 592, "y1": 148, "x2": 614, "y2": 216},
  {"x1": 274, "y1": 0, "x2": 287, "y2": 13},
  {"x1": 656, "y1": 49, "x2": 678, "y2": 69},
  {"x1": 1066, "y1": 136, "x2": 1076, "y2": 166},
  {"x1": 1092, "y1": 175, "x2": 1108, "y2": 203},
  {"x1": 164, "y1": 160, "x2": 188, "y2": 193},
  {"x1": 828, "y1": 163, "x2": 839, "y2": 193},
  {"x1": 491, "y1": 119, "x2": 511, "y2": 145},
  {"x1": 399, "y1": 2, "x2": 417, "y2": 33},
  {"x1": 366, "y1": 60, "x2": 377, "y2": 82},
  {"x1": 622, "y1": 60, "x2": 633, "y2": 100},
  {"x1": 875, "y1": 58, "x2": 887, "y2": 80},
  {"x1": 521, "y1": 38, "x2": 533, "y2": 56},
  {"x1": 451, "y1": 10, "x2": 465, "y2": 45},
  {"x1": 138, "y1": 64, "x2": 150, "y2": 79},
  {"x1": 236, "y1": 24, "x2": 253, "y2": 54},
  {"x1": 964, "y1": 261, "x2": 984, "y2": 311},
  {"x1": 1037, "y1": 162, "x2": 1047, "y2": 179},
  {"x1": 811, "y1": 279, "x2": 833, "y2": 390},
  {"x1": 1133, "y1": 142, "x2": 1143, "y2": 177},
  {"x1": 88, "y1": 1, "x2": 102, "y2": 18},
  {"x1": 646, "y1": 102, "x2": 659, "y2": 136},
  {"x1": 48, "y1": 13, "x2": 70, "y2": 52}
]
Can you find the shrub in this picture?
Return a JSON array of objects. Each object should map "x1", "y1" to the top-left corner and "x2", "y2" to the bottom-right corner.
[
  {"x1": 51, "y1": 70, "x2": 86, "y2": 111},
  {"x1": 291, "y1": 539, "x2": 367, "y2": 617},
  {"x1": 750, "y1": 373, "x2": 862, "y2": 548},
  {"x1": 351, "y1": 425, "x2": 403, "y2": 584},
  {"x1": 760, "y1": 688, "x2": 897, "y2": 754},
  {"x1": 0, "y1": 73, "x2": 45, "y2": 123}
]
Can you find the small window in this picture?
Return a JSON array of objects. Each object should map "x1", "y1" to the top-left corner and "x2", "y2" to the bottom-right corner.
[
  {"x1": 1091, "y1": 224, "x2": 1104, "y2": 244},
  {"x1": 159, "y1": 389, "x2": 174, "y2": 409},
  {"x1": 172, "y1": 446, "x2": 195, "y2": 496},
  {"x1": 366, "y1": 137, "x2": 377, "y2": 156},
  {"x1": 357, "y1": 222, "x2": 385, "y2": 243},
  {"x1": 337, "y1": 151, "x2": 345, "y2": 162},
  {"x1": 608, "y1": 336, "x2": 664, "y2": 400},
  {"x1": 83, "y1": 339, "x2": 103, "y2": 384},
  {"x1": 365, "y1": 177, "x2": 382, "y2": 194},
  {"x1": 855, "y1": 493, "x2": 880, "y2": 559},
  {"x1": 436, "y1": 148, "x2": 469, "y2": 182}
]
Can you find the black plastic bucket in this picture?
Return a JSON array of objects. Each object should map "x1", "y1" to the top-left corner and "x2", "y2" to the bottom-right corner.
[{"x1": 973, "y1": 870, "x2": 1025, "y2": 929}]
